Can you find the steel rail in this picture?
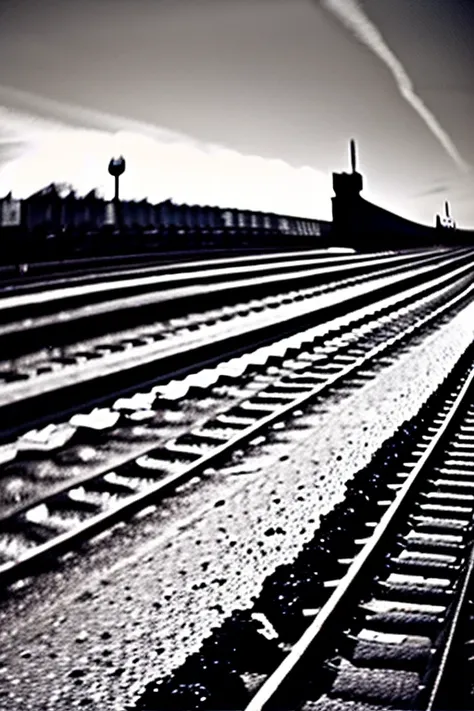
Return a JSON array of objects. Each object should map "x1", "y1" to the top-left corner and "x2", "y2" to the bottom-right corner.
[
  {"x1": 0, "y1": 248, "x2": 392, "y2": 298},
  {"x1": 423, "y1": 547, "x2": 474, "y2": 710},
  {"x1": 0, "y1": 249, "x2": 463, "y2": 347},
  {"x1": 0, "y1": 264, "x2": 467, "y2": 523},
  {"x1": 0, "y1": 248, "x2": 446, "y2": 314},
  {"x1": 1, "y1": 275, "x2": 473, "y2": 588},
  {"x1": 1, "y1": 251, "x2": 473, "y2": 439},
  {"x1": 244, "y1": 366, "x2": 474, "y2": 711}
]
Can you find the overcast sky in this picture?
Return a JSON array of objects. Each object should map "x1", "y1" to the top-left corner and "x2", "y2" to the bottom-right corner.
[{"x1": 0, "y1": 0, "x2": 473, "y2": 226}]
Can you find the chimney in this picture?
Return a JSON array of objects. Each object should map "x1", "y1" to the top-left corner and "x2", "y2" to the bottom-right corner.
[{"x1": 350, "y1": 139, "x2": 357, "y2": 174}]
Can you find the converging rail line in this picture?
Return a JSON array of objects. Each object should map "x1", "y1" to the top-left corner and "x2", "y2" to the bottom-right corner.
[
  {"x1": 0, "y1": 248, "x2": 365, "y2": 296},
  {"x1": 4, "y1": 247, "x2": 474, "y2": 711},
  {"x1": 1, "y1": 253, "x2": 474, "y2": 589},
  {"x1": 1, "y1": 248, "x2": 447, "y2": 380},
  {"x1": 1, "y1": 248, "x2": 472, "y2": 436},
  {"x1": 1, "y1": 249, "x2": 435, "y2": 322},
  {"x1": 132, "y1": 346, "x2": 474, "y2": 711}
]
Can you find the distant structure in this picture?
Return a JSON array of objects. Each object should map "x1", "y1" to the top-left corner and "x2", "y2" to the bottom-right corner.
[
  {"x1": 436, "y1": 200, "x2": 456, "y2": 230},
  {"x1": 0, "y1": 183, "x2": 330, "y2": 264},
  {"x1": 0, "y1": 188, "x2": 325, "y2": 238},
  {"x1": 0, "y1": 191, "x2": 21, "y2": 227},
  {"x1": 332, "y1": 138, "x2": 364, "y2": 202},
  {"x1": 1, "y1": 138, "x2": 472, "y2": 264},
  {"x1": 108, "y1": 156, "x2": 126, "y2": 228},
  {"x1": 331, "y1": 138, "x2": 365, "y2": 245},
  {"x1": 331, "y1": 139, "x2": 469, "y2": 250}
]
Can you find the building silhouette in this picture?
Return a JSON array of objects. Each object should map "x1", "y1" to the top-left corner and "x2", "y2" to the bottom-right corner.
[{"x1": 1, "y1": 140, "x2": 472, "y2": 263}]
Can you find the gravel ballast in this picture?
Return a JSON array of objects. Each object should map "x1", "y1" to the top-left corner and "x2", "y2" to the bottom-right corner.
[{"x1": 2, "y1": 298, "x2": 474, "y2": 710}]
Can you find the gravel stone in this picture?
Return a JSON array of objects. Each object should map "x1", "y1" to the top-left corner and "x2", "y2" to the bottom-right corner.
[{"x1": 2, "y1": 300, "x2": 474, "y2": 710}]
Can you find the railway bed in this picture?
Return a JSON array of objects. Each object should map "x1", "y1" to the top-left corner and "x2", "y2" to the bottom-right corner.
[
  {"x1": 1, "y1": 249, "x2": 472, "y2": 439},
  {"x1": 2, "y1": 293, "x2": 474, "y2": 711},
  {"x1": 0, "y1": 248, "x2": 460, "y2": 363},
  {"x1": 133, "y1": 340, "x2": 474, "y2": 711},
  {"x1": 4, "y1": 248, "x2": 474, "y2": 710},
  {"x1": 0, "y1": 249, "x2": 443, "y2": 387},
  {"x1": 1, "y1": 249, "x2": 436, "y2": 323},
  {"x1": 0, "y1": 248, "x2": 364, "y2": 296},
  {"x1": 1, "y1": 256, "x2": 474, "y2": 586}
]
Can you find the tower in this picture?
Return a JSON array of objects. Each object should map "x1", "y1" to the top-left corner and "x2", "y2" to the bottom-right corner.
[
  {"x1": 332, "y1": 139, "x2": 364, "y2": 199},
  {"x1": 331, "y1": 139, "x2": 365, "y2": 246},
  {"x1": 435, "y1": 199, "x2": 456, "y2": 232},
  {"x1": 108, "y1": 156, "x2": 126, "y2": 228}
]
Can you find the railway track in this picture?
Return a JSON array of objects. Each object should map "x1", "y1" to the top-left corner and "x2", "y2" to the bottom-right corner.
[
  {"x1": 1, "y1": 248, "x2": 472, "y2": 437},
  {"x1": 133, "y1": 344, "x2": 474, "y2": 711},
  {"x1": 1, "y1": 253, "x2": 474, "y2": 588},
  {"x1": 1, "y1": 248, "x2": 431, "y2": 321},
  {"x1": 0, "y1": 248, "x2": 459, "y2": 365},
  {"x1": 0, "y1": 249, "x2": 433, "y2": 383},
  {"x1": 0, "y1": 248, "x2": 363, "y2": 296}
]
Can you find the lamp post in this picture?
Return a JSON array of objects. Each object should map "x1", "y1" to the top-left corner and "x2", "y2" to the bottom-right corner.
[{"x1": 108, "y1": 156, "x2": 126, "y2": 229}]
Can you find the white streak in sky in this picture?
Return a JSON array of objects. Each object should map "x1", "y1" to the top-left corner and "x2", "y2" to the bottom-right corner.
[{"x1": 321, "y1": 0, "x2": 471, "y2": 173}]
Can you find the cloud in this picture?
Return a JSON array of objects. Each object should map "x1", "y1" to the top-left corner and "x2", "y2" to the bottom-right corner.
[
  {"x1": 0, "y1": 86, "x2": 332, "y2": 218},
  {"x1": 0, "y1": 84, "x2": 211, "y2": 149},
  {"x1": 413, "y1": 184, "x2": 448, "y2": 198},
  {"x1": 320, "y1": 0, "x2": 471, "y2": 174}
]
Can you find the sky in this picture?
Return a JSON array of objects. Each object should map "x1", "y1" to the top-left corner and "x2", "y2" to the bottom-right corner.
[{"x1": 0, "y1": 0, "x2": 473, "y2": 226}]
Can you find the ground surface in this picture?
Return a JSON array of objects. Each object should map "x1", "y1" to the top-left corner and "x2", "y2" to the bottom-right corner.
[{"x1": 2, "y1": 298, "x2": 474, "y2": 711}]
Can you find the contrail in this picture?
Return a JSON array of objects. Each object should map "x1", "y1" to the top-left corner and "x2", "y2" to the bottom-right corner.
[{"x1": 320, "y1": 0, "x2": 471, "y2": 173}]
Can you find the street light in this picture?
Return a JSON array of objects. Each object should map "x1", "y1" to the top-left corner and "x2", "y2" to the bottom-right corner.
[{"x1": 108, "y1": 156, "x2": 126, "y2": 229}]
